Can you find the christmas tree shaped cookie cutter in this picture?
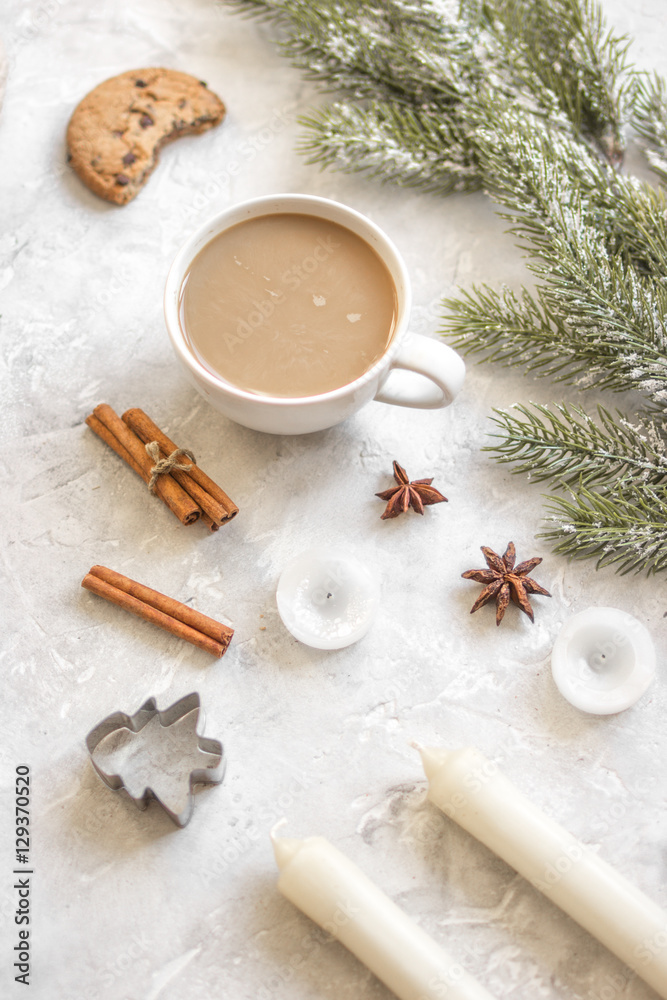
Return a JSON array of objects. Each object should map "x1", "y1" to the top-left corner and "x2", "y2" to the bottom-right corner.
[{"x1": 85, "y1": 691, "x2": 225, "y2": 827}]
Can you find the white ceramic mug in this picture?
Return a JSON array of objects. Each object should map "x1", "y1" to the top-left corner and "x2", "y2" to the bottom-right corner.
[{"x1": 164, "y1": 194, "x2": 465, "y2": 435}]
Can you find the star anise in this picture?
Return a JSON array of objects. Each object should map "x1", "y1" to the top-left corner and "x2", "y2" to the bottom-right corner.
[
  {"x1": 462, "y1": 542, "x2": 550, "y2": 625},
  {"x1": 375, "y1": 460, "x2": 448, "y2": 520}
]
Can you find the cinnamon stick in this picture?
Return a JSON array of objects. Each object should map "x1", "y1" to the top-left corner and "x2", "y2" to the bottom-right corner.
[
  {"x1": 85, "y1": 413, "x2": 146, "y2": 480},
  {"x1": 82, "y1": 565, "x2": 233, "y2": 657},
  {"x1": 122, "y1": 408, "x2": 238, "y2": 525},
  {"x1": 86, "y1": 404, "x2": 200, "y2": 526}
]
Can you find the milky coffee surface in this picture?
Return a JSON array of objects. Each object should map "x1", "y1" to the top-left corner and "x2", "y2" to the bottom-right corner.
[{"x1": 181, "y1": 213, "x2": 397, "y2": 397}]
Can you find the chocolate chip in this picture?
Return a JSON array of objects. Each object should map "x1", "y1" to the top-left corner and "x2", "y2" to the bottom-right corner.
[
  {"x1": 199, "y1": 80, "x2": 207, "y2": 87},
  {"x1": 139, "y1": 114, "x2": 154, "y2": 128},
  {"x1": 135, "y1": 79, "x2": 147, "y2": 88},
  {"x1": 116, "y1": 174, "x2": 131, "y2": 186},
  {"x1": 112, "y1": 129, "x2": 124, "y2": 138},
  {"x1": 178, "y1": 98, "x2": 186, "y2": 109},
  {"x1": 122, "y1": 151, "x2": 137, "y2": 166}
]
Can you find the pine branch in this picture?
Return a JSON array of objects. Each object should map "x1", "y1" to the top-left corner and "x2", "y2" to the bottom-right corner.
[
  {"x1": 226, "y1": 0, "x2": 630, "y2": 179},
  {"x1": 632, "y1": 73, "x2": 667, "y2": 187},
  {"x1": 488, "y1": 400, "x2": 667, "y2": 575},
  {"x1": 542, "y1": 483, "x2": 667, "y2": 574},
  {"x1": 442, "y1": 103, "x2": 667, "y2": 404},
  {"x1": 483, "y1": 0, "x2": 631, "y2": 162},
  {"x1": 442, "y1": 284, "x2": 581, "y2": 375},
  {"x1": 470, "y1": 100, "x2": 667, "y2": 276},
  {"x1": 299, "y1": 101, "x2": 481, "y2": 194},
  {"x1": 227, "y1": 0, "x2": 485, "y2": 107},
  {"x1": 607, "y1": 172, "x2": 667, "y2": 278},
  {"x1": 487, "y1": 403, "x2": 667, "y2": 487}
]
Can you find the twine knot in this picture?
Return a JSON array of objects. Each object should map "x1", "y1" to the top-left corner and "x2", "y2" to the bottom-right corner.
[{"x1": 145, "y1": 441, "x2": 196, "y2": 493}]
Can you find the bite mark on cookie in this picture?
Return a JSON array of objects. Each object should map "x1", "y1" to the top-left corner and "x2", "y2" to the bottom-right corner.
[{"x1": 66, "y1": 67, "x2": 225, "y2": 206}]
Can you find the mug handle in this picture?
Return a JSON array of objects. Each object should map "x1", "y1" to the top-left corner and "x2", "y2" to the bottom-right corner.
[{"x1": 374, "y1": 336, "x2": 466, "y2": 409}]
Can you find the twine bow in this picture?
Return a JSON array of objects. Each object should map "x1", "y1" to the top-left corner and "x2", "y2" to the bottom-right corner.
[{"x1": 145, "y1": 441, "x2": 196, "y2": 493}]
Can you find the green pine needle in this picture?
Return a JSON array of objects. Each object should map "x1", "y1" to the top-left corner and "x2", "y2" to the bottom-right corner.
[
  {"x1": 482, "y1": 0, "x2": 632, "y2": 162},
  {"x1": 487, "y1": 402, "x2": 667, "y2": 487},
  {"x1": 298, "y1": 101, "x2": 481, "y2": 194},
  {"x1": 632, "y1": 72, "x2": 667, "y2": 186},
  {"x1": 542, "y1": 484, "x2": 667, "y2": 575},
  {"x1": 442, "y1": 103, "x2": 667, "y2": 405}
]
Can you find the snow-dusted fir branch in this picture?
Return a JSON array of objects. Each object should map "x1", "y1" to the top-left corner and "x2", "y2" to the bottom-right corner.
[
  {"x1": 481, "y1": 0, "x2": 632, "y2": 162},
  {"x1": 228, "y1": 0, "x2": 485, "y2": 107},
  {"x1": 487, "y1": 403, "x2": 667, "y2": 487},
  {"x1": 442, "y1": 103, "x2": 667, "y2": 405},
  {"x1": 468, "y1": 102, "x2": 667, "y2": 278},
  {"x1": 299, "y1": 101, "x2": 481, "y2": 194},
  {"x1": 542, "y1": 484, "x2": 667, "y2": 575},
  {"x1": 227, "y1": 0, "x2": 490, "y2": 191},
  {"x1": 226, "y1": 0, "x2": 630, "y2": 179},
  {"x1": 632, "y1": 73, "x2": 667, "y2": 186}
]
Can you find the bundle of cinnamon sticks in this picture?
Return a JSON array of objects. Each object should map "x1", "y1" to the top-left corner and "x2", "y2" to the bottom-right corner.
[
  {"x1": 82, "y1": 565, "x2": 233, "y2": 657},
  {"x1": 85, "y1": 404, "x2": 238, "y2": 530}
]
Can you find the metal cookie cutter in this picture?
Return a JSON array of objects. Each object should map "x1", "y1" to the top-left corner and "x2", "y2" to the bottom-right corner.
[{"x1": 85, "y1": 691, "x2": 225, "y2": 827}]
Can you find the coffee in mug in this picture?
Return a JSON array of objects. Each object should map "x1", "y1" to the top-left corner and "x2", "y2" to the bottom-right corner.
[
  {"x1": 165, "y1": 194, "x2": 465, "y2": 435},
  {"x1": 180, "y1": 213, "x2": 398, "y2": 398}
]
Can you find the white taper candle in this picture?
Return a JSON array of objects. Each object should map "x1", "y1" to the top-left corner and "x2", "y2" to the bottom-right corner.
[
  {"x1": 273, "y1": 832, "x2": 496, "y2": 1000},
  {"x1": 420, "y1": 746, "x2": 667, "y2": 999}
]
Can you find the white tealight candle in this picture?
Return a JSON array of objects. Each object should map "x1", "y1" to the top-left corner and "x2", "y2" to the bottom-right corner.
[
  {"x1": 419, "y1": 746, "x2": 667, "y2": 999},
  {"x1": 276, "y1": 547, "x2": 379, "y2": 649},
  {"x1": 272, "y1": 831, "x2": 496, "y2": 1000},
  {"x1": 551, "y1": 606, "x2": 656, "y2": 714}
]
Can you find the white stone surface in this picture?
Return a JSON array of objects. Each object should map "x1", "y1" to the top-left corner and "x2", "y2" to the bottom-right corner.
[{"x1": 1, "y1": 2, "x2": 666, "y2": 999}]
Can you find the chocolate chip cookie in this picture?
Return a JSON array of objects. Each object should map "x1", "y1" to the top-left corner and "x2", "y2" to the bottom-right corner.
[{"x1": 66, "y1": 68, "x2": 225, "y2": 205}]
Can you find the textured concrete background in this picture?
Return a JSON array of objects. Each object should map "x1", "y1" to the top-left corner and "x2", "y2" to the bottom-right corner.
[{"x1": 0, "y1": 1, "x2": 665, "y2": 998}]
